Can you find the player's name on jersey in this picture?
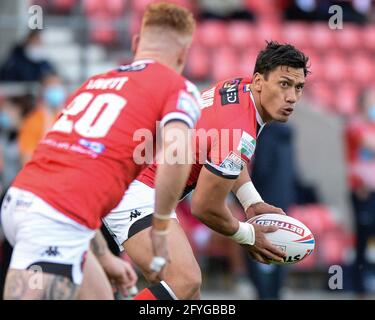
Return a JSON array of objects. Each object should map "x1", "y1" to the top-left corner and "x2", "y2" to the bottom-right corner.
[{"x1": 86, "y1": 77, "x2": 128, "y2": 91}]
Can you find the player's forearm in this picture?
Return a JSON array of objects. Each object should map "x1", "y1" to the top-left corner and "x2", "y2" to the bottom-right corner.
[
  {"x1": 191, "y1": 197, "x2": 239, "y2": 236},
  {"x1": 153, "y1": 121, "x2": 192, "y2": 230},
  {"x1": 154, "y1": 162, "x2": 191, "y2": 230}
]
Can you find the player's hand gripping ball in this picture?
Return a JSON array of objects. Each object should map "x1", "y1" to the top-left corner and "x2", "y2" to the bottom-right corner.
[{"x1": 248, "y1": 213, "x2": 315, "y2": 264}]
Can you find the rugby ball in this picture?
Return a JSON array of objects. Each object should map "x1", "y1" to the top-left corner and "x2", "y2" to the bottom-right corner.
[{"x1": 248, "y1": 213, "x2": 315, "y2": 265}]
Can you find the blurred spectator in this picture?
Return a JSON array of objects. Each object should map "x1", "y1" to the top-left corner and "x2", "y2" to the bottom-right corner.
[
  {"x1": 0, "y1": 96, "x2": 30, "y2": 191},
  {"x1": 345, "y1": 87, "x2": 375, "y2": 295},
  {"x1": 0, "y1": 94, "x2": 32, "y2": 299},
  {"x1": 197, "y1": 0, "x2": 255, "y2": 21},
  {"x1": 0, "y1": 30, "x2": 55, "y2": 82},
  {"x1": 18, "y1": 73, "x2": 66, "y2": 165},
  {"x1": 245, "y1": 122, "x2": 298, "y2": 299}
]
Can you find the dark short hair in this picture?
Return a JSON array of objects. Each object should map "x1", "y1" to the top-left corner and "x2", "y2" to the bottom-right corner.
[{"x1": 254, "y1": 41, "x2": 310, "y2": 78}]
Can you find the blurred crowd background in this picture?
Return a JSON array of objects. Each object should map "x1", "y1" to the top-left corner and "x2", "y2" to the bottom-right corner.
[{"x1": 0, "y1": 0, "x2": 375, "y2": 300}]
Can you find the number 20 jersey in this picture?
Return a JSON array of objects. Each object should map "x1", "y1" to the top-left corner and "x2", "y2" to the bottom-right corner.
[{"x1": 13, "y1": 60, "x2": 201, "y2": 230}]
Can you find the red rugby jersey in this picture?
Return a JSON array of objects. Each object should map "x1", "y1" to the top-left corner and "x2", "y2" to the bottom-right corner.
[
  {"x1": 13, "y1": 60, "x2": 201, "y2": 229},
  {"x1": 138, "y1": 77, "x2": 265, "y2": 194}
]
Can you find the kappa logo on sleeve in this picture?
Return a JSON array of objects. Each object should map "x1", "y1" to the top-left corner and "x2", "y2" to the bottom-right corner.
[
  {"x1": 237, "y1": 131, "x2": 256, "y2": 160},
  {"x1": 219, "y1": 78, "x2": 242, "y2": 105}
]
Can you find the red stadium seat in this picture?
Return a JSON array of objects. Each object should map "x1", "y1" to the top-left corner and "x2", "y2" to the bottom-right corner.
[
  {"x1": 186, "y1": 45, "x2": 211, "y2": 80},
  {"x1": 350, "y1": 53, "x2": 375, "y2": 84},
  {"x1": 132, "y1": 0, "x2": 156, "y2": 13},
  {"x1": 196, "y1": 21, "x2": 228, "y2": 49},
  {"x1": 283, "y1": 22, "x2": 310, "y2": 49},
  {"x1": 333, "y1": 83, "x2": 359, "y2": 116},
  {"x1": 302, "y1": 48, "x2": 323, "y2": 83},
  {"x1": 335, "y1": 24, "x2": 362, "y2": 51},
  {"x1": 211, "y1": 47, "x2": 241, "y2": 81},
  {"x1": 309, "y1": 23, "x2": 336, "y2": 51},
  {"x1": 254, "y1": 21, "x2": 284, "y2": 47},
  {"x1": 83, "y1": 0, "x2": 102, "y2": 14},
  {"x1": 226, "y1": 21, "x2": 255, "y2": 50},
  {"x1": 106, "y1": 0, "x2": 127, "y2": 16},
  {"x1": 307, "y1": 81, "x2": 335, "y2": 111},
  {"x1": 238, "y1": 49, "x2": 259, "y2": 75},
  {"x1": 89, "y1": 14, "x2": 116, "y2": 45},
  {"x1": 319, "y1": 227, "x2": 351, "y2": 266},
  {"x1": 322, "y1": 52, "x2": 350, "y2": 83},
  {"x1": 363, "y1": 24, "x2": 375, "y2": 51},
  {"x1": 52, "y1": 0, "x2": 75, "y2": 12}
]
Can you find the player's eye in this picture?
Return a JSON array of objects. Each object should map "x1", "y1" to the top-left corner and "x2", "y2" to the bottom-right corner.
[
  {"x1": 296, "y1": 85, "x2": 304, "y2": 92},
  {"x1": 280, "y1": 81, "x2": 289, "y2": 88}
]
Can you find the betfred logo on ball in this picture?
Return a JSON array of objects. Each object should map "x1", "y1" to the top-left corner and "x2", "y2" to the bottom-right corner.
[
  {"x1": 249, "y1": 213, "x2": 315, "y2": 265},
  {"x1": 255, "y1": 219, "x2": 305, "y2": 237}
]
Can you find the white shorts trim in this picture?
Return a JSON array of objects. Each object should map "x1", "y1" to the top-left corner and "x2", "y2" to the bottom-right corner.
[
  {"x1": 0, "y1": 187, "x2": 95, "y2": 284},
  {"x1": 103, "y1": 180, "x2": 177, "y2": 251}
]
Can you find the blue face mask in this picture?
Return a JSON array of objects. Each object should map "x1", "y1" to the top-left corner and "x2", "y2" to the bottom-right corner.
[
  {"x1": 368, "y1": 105, "x2": 375, "y2": 122},
  {"x1": 0, "y1": 111, "x2": 12, "y2": 130},
  {"x1": 43, "y1": 85, "x2": 66, "y2": 109}
]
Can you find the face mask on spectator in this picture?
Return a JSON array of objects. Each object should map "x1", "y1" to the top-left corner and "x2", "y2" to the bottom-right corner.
[
  {"x1": 43, "y1": 85, "x2": 66, "y2": 109},
  {"x1": 0, "y1": 111, "x2": 13, "y2": 130},
  {"x1": 367, "y1": 105, "x2": 375, "y2": 122},
  {"x1": 25, "y1": 45, "x2": 46, "y2": 62}
]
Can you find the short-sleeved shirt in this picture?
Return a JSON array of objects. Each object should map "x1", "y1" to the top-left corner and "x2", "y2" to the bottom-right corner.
[
  {"x1": 138, "y1": 77, "x2": 265, "y2": 194},
  {"x1": 13, "y1": 60, "x2": 201, "y2": 229}
]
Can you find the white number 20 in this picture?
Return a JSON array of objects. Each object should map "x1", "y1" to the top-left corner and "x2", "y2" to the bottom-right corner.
[{"x1": 52, "y1": 92, "x2": 126, "y2": 138}]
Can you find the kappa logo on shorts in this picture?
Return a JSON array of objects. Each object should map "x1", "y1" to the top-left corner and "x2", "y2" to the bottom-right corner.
[
  {"x1": 42, "y1": 246, "x2": 61, "y2": 257},
  {"x1": 130, "y1": 209, "x2": 142, "y2": 221}
]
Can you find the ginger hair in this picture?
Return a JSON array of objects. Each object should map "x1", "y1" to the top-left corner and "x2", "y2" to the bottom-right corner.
[{"x1": 141, "y1": 2, "x2": 195, "y2": 38}]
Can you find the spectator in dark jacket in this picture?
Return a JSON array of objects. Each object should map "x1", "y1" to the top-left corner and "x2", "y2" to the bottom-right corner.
[
  {"x1": 0, "y1": 30, "x2": 55, "y2": 82},
  {"x1": 245, "y1": 122, "x2": 298, "y2": 299}
]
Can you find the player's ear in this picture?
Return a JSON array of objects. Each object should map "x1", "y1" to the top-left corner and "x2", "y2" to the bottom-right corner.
[
  {"x1": 253, "y1": 73, "x2": 263, "y2": 92},
  {"x1": 176, "y1": 45, "x2": 189, "y2": 72},
  {"x1": 131, "y1": 34, "x2": 140, "y2": 55}
]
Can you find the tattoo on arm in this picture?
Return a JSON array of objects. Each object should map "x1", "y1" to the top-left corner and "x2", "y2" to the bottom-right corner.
[
  {"x1": 90, "y1": 230, "x2": 109, "y2": 257},
  {"x1": 44, "y1": 275, "x2": 78, "y2": 300},
  {"x1": 3, "y1": 270, "x2": 78, "y2": 300}
]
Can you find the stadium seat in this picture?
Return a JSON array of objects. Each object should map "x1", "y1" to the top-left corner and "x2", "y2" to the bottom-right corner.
[
  {"x1": 302, "y1": 48, "x2": 323, "y2": 83},
  {"x1": 196, "y1": 21, "x2": 228, "y2": 49},
  {"x1": 52, "y1": 0, "x2": 76, "y2": 12},
  {"x1": 283, "y1": 22, "x2": 310, "y2": 49},
  {"x1": 89, "y1": 14, "x2": 116, "y2": 45},
  {"x1": 186, "y1": 45, "x2": 211, "y2": 80},
  {"x1": 307, "y1": 81, "x2": 335, "y2": 111},
  {"x1": 254, "y1": 21, "x2": 284, "y2": 47},
  {"x1": 333, "y1": 83, "x2": 359, "y2": 116},
  {"x1": 322, "y1": 52, "x2": 350, "y2": 83},
  {"x1": 363, "y1": 24, "x2": 375, "y2": 51},
  {"x1": 83, "y1": 0, "x2": 102, "y2": 14},
  {"x1": 335, "y1": 24, "x2": 362, "y2": 51},
  {"x1": 211, "y1": 47, "x2": 241, "y2": 81},
  {"x1": 319, "y1": 227, "x2": 350, "y2": 265},
  {"x1": 132, "y1": 0, "x2": 156, "y2": 13},
  {"x1": 238, "y1": 49, "x2": 259, "y2": 75},
  {"x1": 106, "y1": 0, "x2": 127, "y2": 16},
  {"x1": 226, "y1": 21, "x2": 255, "y2": 50},
  {"x1": 350, "y1": 53, "x2": 375, "y2": 84},
  {"x1": 309, "y1": 23, "x2": 336, "y2": 51}
]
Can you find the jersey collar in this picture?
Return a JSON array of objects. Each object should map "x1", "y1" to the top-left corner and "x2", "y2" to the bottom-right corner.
[{"x1": 249, "y1": 90, "x2": 266, "y2": 137}]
